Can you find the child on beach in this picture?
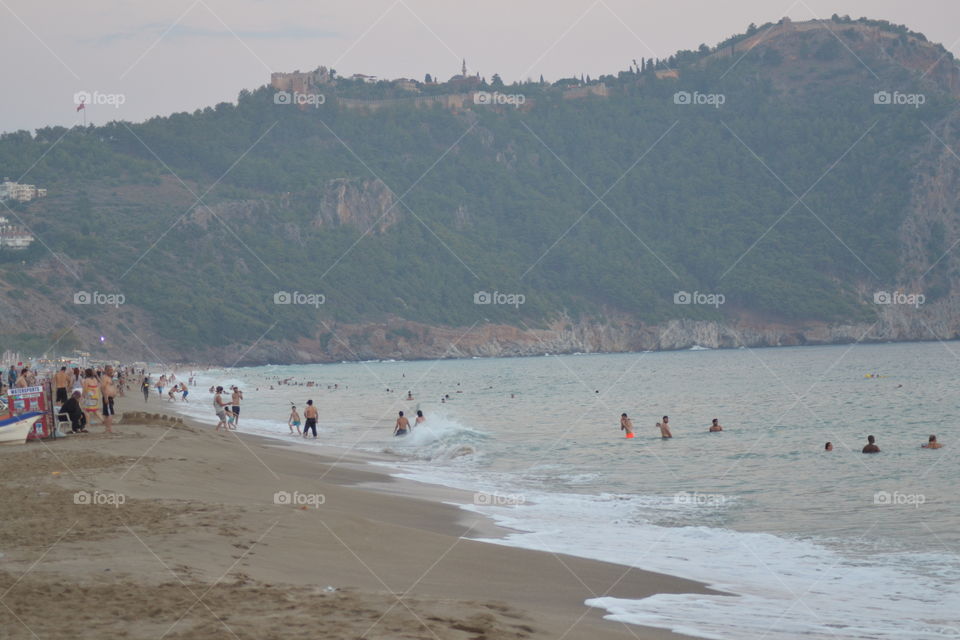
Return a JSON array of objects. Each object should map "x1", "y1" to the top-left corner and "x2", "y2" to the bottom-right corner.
[{"x1": 289, "y1": 406, "x2": 302, "y2": 435}]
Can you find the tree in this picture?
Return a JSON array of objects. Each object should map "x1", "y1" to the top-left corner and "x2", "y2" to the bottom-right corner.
[
  {"x1": 491, "y1": 74, "x2": 504, "y2": 89},
  {"x1": 424, "y1": 73, "x2": 433, "y2": 83}
]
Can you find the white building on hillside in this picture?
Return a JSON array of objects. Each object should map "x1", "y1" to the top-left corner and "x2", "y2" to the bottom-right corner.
[
  {"x1": 0, "y1": 215, "x2": 35, "y2": 249},
  {"x1": 0, "y1": 180, "x2": 46, "y2": 202}
]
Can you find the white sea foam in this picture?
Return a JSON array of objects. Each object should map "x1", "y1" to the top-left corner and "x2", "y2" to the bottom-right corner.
[{"x1": 455, "y1": 491, "x2": 960, "y2": 640}]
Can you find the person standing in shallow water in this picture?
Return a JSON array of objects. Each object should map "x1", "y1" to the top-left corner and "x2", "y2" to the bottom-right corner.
[
  {"x1": 862, "y1": 435, "x2": 880, "y2": 453},
  {"x1": 303, "y1": 400, "x2": 318, "y2": 438},
  {"x1": 288, "y1": 405, "x2": 302, "y2": 435},
  {"x1": 656, "y1": 416, "x2": 673, "y2": 438},
  {"x1": 394, "y1": 411, "x2": 410, "y2": 436},
  {"x1": 620, "y1": 413, "x2": 634, "y2": 438},
  {"x1": 415, "y1": 410, "x2": 425, "y2": 428}
]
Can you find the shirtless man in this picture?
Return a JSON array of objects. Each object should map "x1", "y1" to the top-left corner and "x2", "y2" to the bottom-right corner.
[
  {"x1": 303, "y1": 400, "x2": 318, "y2": 438},
  {"x1": 922, "y1": 435, "x2": 943, "y2": 449},
  {"x1": 101, "y1": 366, "x2": 117, "y2": 433},
  {"x1": 231, "y1": 387, "x2": 243, "y2": 427},
  {"x1": 620, "y1": 413, "x2": 635, "y2": 439},
  {"x1": 657, "y1": 415, "x2": 673, "y2": 438},
  {"x1": 394, "y1": 411, "x2": 410, "y2": 436},
  {"x1": 862, "y1": 435, "x2": 880, "y2": 453},
  {"x1": 54, "y1": 366, "x2": 69, "y2": 404},
  {"x1": 709, "y1": 418, "x2": 723, "y2": 432}
]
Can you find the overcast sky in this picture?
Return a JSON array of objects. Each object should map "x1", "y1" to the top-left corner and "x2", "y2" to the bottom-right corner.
[{"x1": 2, "y1": 0, "x2": 958, "y2": 133}]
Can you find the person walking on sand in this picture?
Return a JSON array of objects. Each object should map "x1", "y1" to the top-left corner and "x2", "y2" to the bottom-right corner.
[
  {"x1": 231, "y1": 386, "x2": 243, "y2": 427},
  {"x1": 656, "y1": 415, "x2": 673, "y2": 439},
  {"x1": 141, "y1": 376, "x2": 151, "y2": 402},
  {"x1": 303, "y1": 400, "x2": 318, "y2": 438},
  {"x1": 214, "y1": 386, "x2": 230, "y2": 431},
  {"x1": 101, "y1": 366, "x2": 117, "y2": 434},
  {"x1": 394, "y1": 411, "x2": 411, "y2": 437},
  {"x1": 288, "y1": 405, "x2": 302, "y2": 435},
  {"x1": 82, "y1": 368, "x2": 102, "y2": 426},
  {"x1": 620, "y1": 413, "x2": 635, "y2": 439}
]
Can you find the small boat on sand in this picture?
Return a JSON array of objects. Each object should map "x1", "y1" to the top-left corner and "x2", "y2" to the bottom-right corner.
[{"x1": 0, "y1": 412, "x2": 43, "y2": 445}]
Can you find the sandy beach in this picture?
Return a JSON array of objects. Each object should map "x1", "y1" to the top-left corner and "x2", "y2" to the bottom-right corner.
[{"x1": 0, "y1": 390, "x2": 718, "y2": 639}]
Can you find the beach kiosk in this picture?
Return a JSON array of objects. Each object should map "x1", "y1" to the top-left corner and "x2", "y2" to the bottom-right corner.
[{"x1": 7, "y1": 382, "x2": 54, "y2": 439}]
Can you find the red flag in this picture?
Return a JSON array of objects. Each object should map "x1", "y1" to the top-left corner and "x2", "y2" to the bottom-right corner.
[{"x1": 76, "y1": 101, "x2": 85, "y2": 112}]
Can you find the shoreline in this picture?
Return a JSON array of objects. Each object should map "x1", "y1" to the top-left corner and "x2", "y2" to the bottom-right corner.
[{"x1": 0, "y1": 389, "x2": 721, "y2": 639}]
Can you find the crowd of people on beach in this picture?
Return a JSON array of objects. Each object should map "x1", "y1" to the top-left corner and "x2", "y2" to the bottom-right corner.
[
  {"x1": 1, "y1": 362, "x2": 945, "y2": 456},
  {"x1": 4, "y1": 364, "x2": 135, "y2": 435}
]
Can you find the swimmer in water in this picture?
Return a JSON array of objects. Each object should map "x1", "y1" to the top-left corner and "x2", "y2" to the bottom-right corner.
[
  {"x1": 922, "y1": 435, "x2": 942, "y2": 449},
  {"x1": 824, "y1": 442, "x2": 833, "y2": 451},
  {"x1": 620, "y1": 413, "x2": 635, "y2": 438},
  {"x1": 415, "y1": 410, "x2": 425, "y2": 427},
  {"x1": 394, "y1": 411, "x2": 410, "y2": 436},
  {"x1": 708, "y1": 418, "x2": 723, "y2": 432},
  {"x1": 862, "y1": 435, "x2": 880, "y2": 453},
  {"x1": 407, "y1": 390, "x2": 414, "y2": 400},
  {"x1": 656, "y1": 415, "x2": 673, "y2": 439}
]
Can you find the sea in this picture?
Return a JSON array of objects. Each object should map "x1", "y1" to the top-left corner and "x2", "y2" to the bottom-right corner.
[{"x1": 162, "y1": 342, "x2": 959, "y2": 639}]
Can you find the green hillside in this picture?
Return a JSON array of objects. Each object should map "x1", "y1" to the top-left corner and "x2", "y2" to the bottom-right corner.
[{"x1": 1, "y1": 16, "x2": 957, "y2": 360}]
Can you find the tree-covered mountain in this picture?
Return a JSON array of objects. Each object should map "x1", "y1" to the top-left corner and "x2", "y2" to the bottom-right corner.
[{"x1": 2, "y1": 16, "x2": 960, "y2": 364}]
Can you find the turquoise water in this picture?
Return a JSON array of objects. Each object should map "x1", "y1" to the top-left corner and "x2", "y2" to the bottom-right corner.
[{"x1": 170, "y1": 342, "x2": 960, "y2": 639}]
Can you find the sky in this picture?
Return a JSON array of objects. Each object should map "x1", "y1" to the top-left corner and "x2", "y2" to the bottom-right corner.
[{"x1": 1, "y1": 0, "x2": 959, "y2": 133}]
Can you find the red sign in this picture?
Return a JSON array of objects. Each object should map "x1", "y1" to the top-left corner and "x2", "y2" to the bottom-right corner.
[{"x1": 8, "y1": 382, "x2": 53, "y2": 439}]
